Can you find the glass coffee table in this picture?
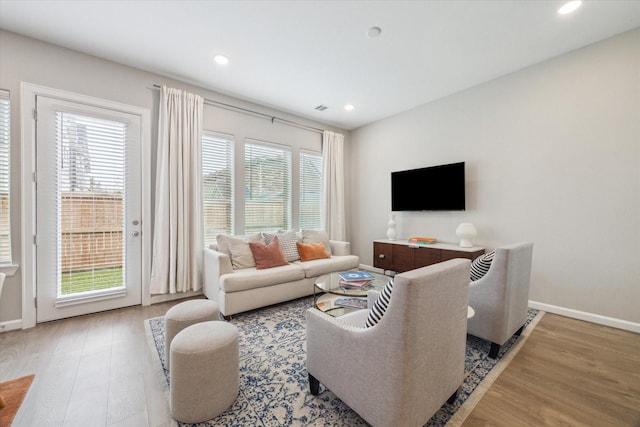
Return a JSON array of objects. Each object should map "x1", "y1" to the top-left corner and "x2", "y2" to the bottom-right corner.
[
  {"x1": 313, "y1": 270, "x2": 390, "y2": 316},
  {"x1": 314, "y1": 270, "x2": 476, "y2": 319}
]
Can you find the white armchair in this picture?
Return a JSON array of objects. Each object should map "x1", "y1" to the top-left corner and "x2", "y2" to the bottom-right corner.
[
  {"x1": 467, "y1": 242, "x2": 534, "y2": 358},
  {"x1": 306, "y1": 259, "x2": 471, "y2": 427}
]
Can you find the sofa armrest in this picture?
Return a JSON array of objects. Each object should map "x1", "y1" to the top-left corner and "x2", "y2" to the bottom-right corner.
[
  {"x1": 329, "y1": 240, "x2": 351, "y2": 256},
  {"x1": 202, "y1": 247, "x2": 233, "y2": 302}
]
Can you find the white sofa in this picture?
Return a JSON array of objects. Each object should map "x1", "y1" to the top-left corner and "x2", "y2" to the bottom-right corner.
[{"x1": 203, "y1": 231, "x2": 359, "y2": 318}]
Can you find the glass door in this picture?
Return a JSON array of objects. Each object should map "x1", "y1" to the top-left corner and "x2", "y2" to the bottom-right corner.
[{"x1": 35, "y1": 96, "x2": 142, "y2": 322}]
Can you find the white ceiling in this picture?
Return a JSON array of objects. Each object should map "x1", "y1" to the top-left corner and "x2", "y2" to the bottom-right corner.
[{"x1": 1, "y1": 1, "x2": 639, "y2": 130}]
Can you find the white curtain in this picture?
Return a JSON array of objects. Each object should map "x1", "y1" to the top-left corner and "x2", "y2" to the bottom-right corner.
[
  {"x1": 149, "y1": 86, "x2": 204, "y2": 294},
  {"x1": 322, "y1": 131, "x2": 346, "y2": 241}
]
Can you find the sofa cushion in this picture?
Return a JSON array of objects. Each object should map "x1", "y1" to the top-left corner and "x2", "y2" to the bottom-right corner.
[
  {"x1": 297, "y1": 241, "x2": 330, "y2": 261},
  {"x1": 365, "y1": 278, "x2": 394, "y2": 327},
  {"x1": 470, "y1": 250, "x2": 495, "y2": 281},
  {"x1": 216, "y1": 233, "x2": 262, "y2": 258},
  {"x1": 250, "y1": 236, "x2": 289, "y2": 270},
  {"x1": 228, "y1": 234, "x2": 264, "y2": 269},
  {"x1": 220, "y1": 264, "x2": 306, "y2": 293},
  {"x1": 263, "y1": 230, "x2": 300, "y2": 262},
  {"x1": 301, "y1": 229, "x2": 332, "y2": 256},
  {"x1": 296, "y1": 255, "x2": 360, "y2": 278}
]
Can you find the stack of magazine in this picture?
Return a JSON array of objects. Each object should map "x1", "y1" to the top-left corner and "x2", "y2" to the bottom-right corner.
[
  {"x1": 408, "y1": 236, "x2": 437, "y2": 245},
  {"x1": 334, "y1": 297, "x2": 367, "y2": 309},
  {"x1": 338, "y1": 271, "x2": 375, "y2": 288}
]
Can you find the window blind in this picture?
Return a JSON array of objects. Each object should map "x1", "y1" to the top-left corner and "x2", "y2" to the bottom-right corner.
[
  {"x1": 57, "y1": 111, "x2": 126, "y2": 295},
  {"x1": 244, "y1": 140, "x2": 291, "y2": 234},
  {"x1": 299, "y1": 150, "x2": 323, "y2": 230},
  {"x1": 202, "y1": 131, "x2": 234, "y2": 246},
  {"x1": 0, "y1": 91, "x2": 10, "y2": 264}
]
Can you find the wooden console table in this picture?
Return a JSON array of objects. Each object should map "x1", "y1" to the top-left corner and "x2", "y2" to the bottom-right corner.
[{"x1": 373, "y1": 239, "x2": 484, "y2": 274}]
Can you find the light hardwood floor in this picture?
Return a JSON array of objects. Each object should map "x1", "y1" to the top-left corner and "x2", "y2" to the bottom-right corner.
[
  {"x1": 0, "y1": 298, "x2": 185, "y2": 427},
  {"x1": 1, "y1": 303, "x2": 639, "y2": 426},
  {"x1": 461, "y1": 313, "x2": 640, "y2": 427}
]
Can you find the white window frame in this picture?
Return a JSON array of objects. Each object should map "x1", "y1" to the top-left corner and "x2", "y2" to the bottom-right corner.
[
  {"x1": 244, "y1": 139, "x2": 292, "y2": 234},
  {"x1": 202, "y1": 130, "x2": 234, "y2": 247},
  {"x1": 0, "y1": 89, "x2": 17, "y2": 275},
  {"x1": 299, "y1": 149, "x2": 323, "y2": 231}
]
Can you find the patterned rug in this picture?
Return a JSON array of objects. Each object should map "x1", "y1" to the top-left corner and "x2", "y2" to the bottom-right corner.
[{"x1": 145, "y1": 297, "x2": 540, "y2": 426}]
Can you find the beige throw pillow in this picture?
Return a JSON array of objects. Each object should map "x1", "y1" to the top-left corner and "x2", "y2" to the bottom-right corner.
[
  {"x1": 227, "y1": 234, "x2": 264, "y2": 269},
  {"x1": 215, "y1": 234, "x2": 232, "y2": 257}
]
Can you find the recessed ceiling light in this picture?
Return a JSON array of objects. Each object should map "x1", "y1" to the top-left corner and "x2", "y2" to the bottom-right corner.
[
  {"x1": 344, "y1": 104, "x2": 355, "y2": 111},
  {"x1": 214, "y1": 54, "x2": 229, "y2": 65},
  {"x1": 558, "y1": 0, "x2": 582, "y2": 15},
  {"x1": 367, "y1": 27, "x2": 382, "y2": 38}
]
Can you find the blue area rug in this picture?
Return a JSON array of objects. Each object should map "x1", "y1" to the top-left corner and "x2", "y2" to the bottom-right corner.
[{"x1": 147, "y1": 297, "x2": 539, "y2": 426}]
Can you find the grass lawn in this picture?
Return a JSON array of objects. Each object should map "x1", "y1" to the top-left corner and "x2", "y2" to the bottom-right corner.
[{"x1": 61, "y1": 267, "x2": 123, "y2": 295}]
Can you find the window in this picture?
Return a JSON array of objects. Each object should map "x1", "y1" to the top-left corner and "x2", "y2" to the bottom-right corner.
[
  {"x1": 299, "y1": 150, "x2": 323, "y2": 230},
  {"x1": 55, "y1": 110, "x2": 128, "y2": 295},
  {"x1": 0, "y1": 90, "x2": 10, "y2": 264},
  {"x1": 202, "y1": 131, "x2": 234, "y2": 246},
  {"x1": 244, "y1": 140, "x2": 291, "y2": 234}
]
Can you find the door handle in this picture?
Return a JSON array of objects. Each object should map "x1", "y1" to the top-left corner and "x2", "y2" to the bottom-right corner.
[{"x1": 132, "y1": 231, "x2": 140, "y2": 237}]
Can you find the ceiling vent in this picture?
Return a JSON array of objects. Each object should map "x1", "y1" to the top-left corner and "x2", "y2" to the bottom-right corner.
[{"x1": 315, "y1": 104, "x2": 328, "y2": 111}]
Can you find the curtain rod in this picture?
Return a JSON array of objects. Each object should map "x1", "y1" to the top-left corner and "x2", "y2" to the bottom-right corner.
[{"x1": 152, "y1": 84, "x2": 324, "y2": 134}]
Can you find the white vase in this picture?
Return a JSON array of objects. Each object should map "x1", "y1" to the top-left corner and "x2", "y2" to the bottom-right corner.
[{"x1": 386, "y1": 213, "x2": 397, "y2": 240}]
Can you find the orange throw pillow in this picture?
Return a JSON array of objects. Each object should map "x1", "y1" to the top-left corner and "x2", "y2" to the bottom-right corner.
[
  {"x1": 249, "y1": 236, "x2": 288, "y2": 269},
  {"x1": 296, "y1": 241, "x2": 330, "y2": 261}
]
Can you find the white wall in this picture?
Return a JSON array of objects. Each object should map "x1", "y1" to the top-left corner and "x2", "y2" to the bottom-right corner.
[
  {"x1": 0, "y1": 29, "x2": 349, "y2": 325},
  {"x1": 350, "y1": 29, "x2": 640, "y2": 326},
  {"x1": 2, "y1": 26, "x2": 637, "y2": 329}
]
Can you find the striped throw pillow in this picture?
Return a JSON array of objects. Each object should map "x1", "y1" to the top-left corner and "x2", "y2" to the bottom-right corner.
[
  {"x1": 470, "y1": 250, "x2": 495, "y2": 281},
  {"x1": 263, "y1": 230, "x2": 300, "y2": 262},
  {"x1": 365, "y1": 279, "x2": 394, "y2": 328}
]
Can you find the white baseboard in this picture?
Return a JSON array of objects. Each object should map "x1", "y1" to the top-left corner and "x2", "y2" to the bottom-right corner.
[
  {"x1": 529, "y1": 300, "x2": 639, "y2": 333},
  {"x1": 150, "y1": 290, "x2": 203, "y2": 305},
  {"x1": 2, "y1": 290, "x2": 204, "y2": 332},
  {"x1": 0, "y1": 319, "x2": 23, "y2": 333}
]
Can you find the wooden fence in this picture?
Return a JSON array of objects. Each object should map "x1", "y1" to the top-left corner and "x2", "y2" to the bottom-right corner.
[
  {"x1": 60, "y1": 194, "x2": 319, "y2": 269},
  {"x1": 60, "y1": 192, "x2": 123, "y2": 271}
]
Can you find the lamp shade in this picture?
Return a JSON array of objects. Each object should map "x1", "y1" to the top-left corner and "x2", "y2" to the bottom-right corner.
[{"x1": 456, "y1": 223, "x2": 477, "y2": 248}]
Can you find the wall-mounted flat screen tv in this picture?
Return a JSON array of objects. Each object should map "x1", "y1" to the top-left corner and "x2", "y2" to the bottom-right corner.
[{"x1": 391, "y1": 162, "x2": 465, "y2": 211}]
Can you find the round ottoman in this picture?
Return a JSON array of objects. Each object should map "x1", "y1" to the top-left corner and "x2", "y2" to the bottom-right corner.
[
  {"x1": 170, "y1": 321, "x2": 239, "y2": 423},
  {"x1": 165, "y1": 299, "x2": 219, "y2": 368}
]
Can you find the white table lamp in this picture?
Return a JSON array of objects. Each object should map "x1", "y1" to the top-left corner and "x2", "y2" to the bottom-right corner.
[{"x1": 456, "y1": 223, "x2": 477, "y2": 248}]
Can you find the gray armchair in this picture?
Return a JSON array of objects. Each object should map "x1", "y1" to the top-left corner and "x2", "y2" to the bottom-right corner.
[
  {"x1": 467, "y1": 242, "x2": 534, "y2": 358},
  {"x1": 306, "y1": 259, "x2": 470, "y2": 427}
]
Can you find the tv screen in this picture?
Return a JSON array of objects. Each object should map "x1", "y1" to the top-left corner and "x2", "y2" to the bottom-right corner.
[{"x1": 391, "y1": 162, "x2": 465, "y2": 211}]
